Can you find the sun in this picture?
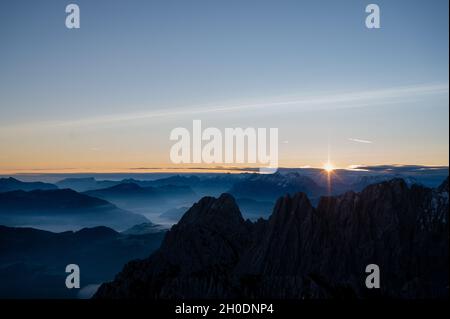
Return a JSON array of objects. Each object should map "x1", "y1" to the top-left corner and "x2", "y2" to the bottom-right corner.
[{"x1": 323, "y1": 162, "x2": 335, "y2": 173}]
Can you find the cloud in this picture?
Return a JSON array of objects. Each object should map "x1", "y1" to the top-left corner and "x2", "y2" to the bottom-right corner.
[
  {"x1": 2, "y1": 82, "x2": 448, "y2": 130},
  {"x1": 349, "y1": 164, "x2": 449, "y2": 173},
  {"x1": 348, "y1": 138, "x2": 373, "y2": 144}
]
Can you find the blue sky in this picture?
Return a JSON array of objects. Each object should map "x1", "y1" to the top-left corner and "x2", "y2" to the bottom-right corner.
[{"x1": 0, "y1": 0, "x2": 448, "y2": 172}]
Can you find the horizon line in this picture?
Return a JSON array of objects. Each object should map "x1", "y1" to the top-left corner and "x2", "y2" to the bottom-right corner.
[{"x1": 1, "y1": 164, "x2": 449, "y2": 176}]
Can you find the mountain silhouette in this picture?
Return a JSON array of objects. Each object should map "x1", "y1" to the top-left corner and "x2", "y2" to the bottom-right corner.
[
  {"x1": 0, "y1": 177, "x2": 57, "y2": 192},
  {"x1": 84, "y1": 182, "x2": 198, "y2": 217},
  {"x1": 85, "y1": 182, "x2": 162, "y2": 199},
  {"x1": 0, "y1": 225, "x2": 165, "y2": 298},
  {"x1": 56, "y1": 177, "x2": 120, "y2": 192},
  {"x1": 95, "y1": 177, "x2": 449, "y2": 299},
  {"x1": 122, "y1": 222, "x2": 168, "y2": 235},
  {"x1": 0, "y1": 188, "x2": 148, "y2": 231}
]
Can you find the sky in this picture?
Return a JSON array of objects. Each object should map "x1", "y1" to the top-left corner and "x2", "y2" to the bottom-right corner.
[{"x1": 0, "y1": 0, "x2": 448, "y2": 173}]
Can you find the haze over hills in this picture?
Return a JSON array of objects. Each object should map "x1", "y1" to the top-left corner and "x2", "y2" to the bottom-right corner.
[
  {"x1": 0, "y1": 0, "x2": 447, "y2": 304},
  {"x1": 95, "y1": 177, "x2": 449, "y2": 299},
  {"x1": 122, "y1": 222, "x2": 168, "y2": 236},
  {"x1": 85, "y1": 182, "x2": 166, "y2": 203},
  {"x1": 0, "y1": 225, "x2": 166, "y2": 298},
  {"x1": 84, "y1": 182, "x2": 199, "y2": 224},
  {"x1": 158, "y1": 206, "x2": 190, "y2": 222},
  {"x1": 228, "y1": 172, "x2": 325, "y2": 206},
  {"x1": 56, "y1": 177, "x2": 119, "y2": 192},
  {"x1": 53, "y1": 174, "x2": 237, "y2": 196},
  {"x1": 1, "y1": 166, "x2": 448, "y2": 226},
  {"x1": 0, "y1": 169, "x2": 448, "y2": 299},
  {"x1": 0, "y1": 189, "x2": 148, "y2": 231},
  {"x1": 138, "y1": 175, "x2": 202, "y2": 188}
]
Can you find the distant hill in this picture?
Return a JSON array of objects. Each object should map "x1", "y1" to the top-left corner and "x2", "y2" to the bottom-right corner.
[
  {"x1": 84, "y1": 182, "x2": 198, "y2": 214},
  {"x1": 56, "y1": 177, "x2": 119, "y2": 192},
  {"x1": 228, "y1": 172, "x2": 324, "y2": 201},
  {"x1": 236, "y1": 197, "x2": 274, "y2": 220},
  {"x1": 122, "y1": 222, "x2": 168, "y2": 235},
  {"x1": 0, "y1": 177, "x2": 57, "y2": 192},
  {"x1": 159, "y1": 206, "x2": 189, "y2": 222},
  {"x1": 0, "y1": 225, "x2": 165, "y2": 298},
  {"x1": 350, "y1": 174, "x2": 420, "y2": 192},
  {"x1": 138, "y1": 175, "x2": 201, "y2": 187},
  {"x1": 85, "y1": 182, "x2": 162, "y2": 199},
  {"x1": 0, "y1": 189, "x2": 148, "y2": 231},
  {"x1": 145, "y1": 174, "x2": 244, "y2": 197}
]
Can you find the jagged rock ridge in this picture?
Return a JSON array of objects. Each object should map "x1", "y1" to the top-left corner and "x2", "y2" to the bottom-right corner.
[{"x1": 95, "y1": 177, "x2": 449, "y2": 299}]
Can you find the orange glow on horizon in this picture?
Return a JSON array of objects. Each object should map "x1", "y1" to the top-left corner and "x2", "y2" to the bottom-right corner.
[{"x1": 0, "y1": 163, "x2": 448, "y2": 175}]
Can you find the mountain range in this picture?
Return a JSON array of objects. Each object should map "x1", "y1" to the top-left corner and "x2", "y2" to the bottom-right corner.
[
  {"x1": 0, "y1": 177, "x2": 57, "y2": 192},
  {"x1": 0, "y1": 189, "x2": 148, "y2": 231},
  {"x1": 95, "y1": 177, "x2": 449, "y2": 299},
  {"x1": 56, "y1": 177, "x2": 119, "y2": 192},
  {"x1": 83, "y1": 182, "x2": 198, "y2": 221},
  {"x1": 228, "y1": 172, "x2": 324, "y2": 199}
]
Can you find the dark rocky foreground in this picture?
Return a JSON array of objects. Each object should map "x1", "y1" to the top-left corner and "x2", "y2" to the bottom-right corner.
[
  {"x1": 94, "y1": 177, "x2": 449, "y2": 299},
  {"x1": 0, "y1": 226, "x2": 166, "y2": 298}
]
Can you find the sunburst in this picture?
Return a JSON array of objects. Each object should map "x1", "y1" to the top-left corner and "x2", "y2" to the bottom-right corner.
[{"x1": 323, "y1": 162, "x2": 334, "y2": 173}]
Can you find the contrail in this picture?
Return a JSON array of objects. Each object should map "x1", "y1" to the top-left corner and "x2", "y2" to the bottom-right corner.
[
  {"x1": 348, "y1": 138, "x2": 373, "y2": 144},
  {"x1": 2, "y1": 82, "x2": 448, "y2": 130}
]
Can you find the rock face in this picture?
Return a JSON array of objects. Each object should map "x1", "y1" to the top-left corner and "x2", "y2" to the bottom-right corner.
[
  {"x1": 95, "y1": 194, "x2": 251, "y2": 298},
  {"x1": 95, "y1": 178, "x2": 449, "y2": 299}
]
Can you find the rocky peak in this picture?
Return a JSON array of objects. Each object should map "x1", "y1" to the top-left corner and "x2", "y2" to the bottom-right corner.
[
  {"x1": 161, "y1": 193, "x2": 249, "y2": 260},
  {"x1": 94, "y1": 194, "x2": 250, "y2": 299},
  {"x1": 176, "y1": 193, "x2": 244, "y2": 230},
  {"x1": 95, "y1": 177, "x2": 449, "y2": 299}
]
